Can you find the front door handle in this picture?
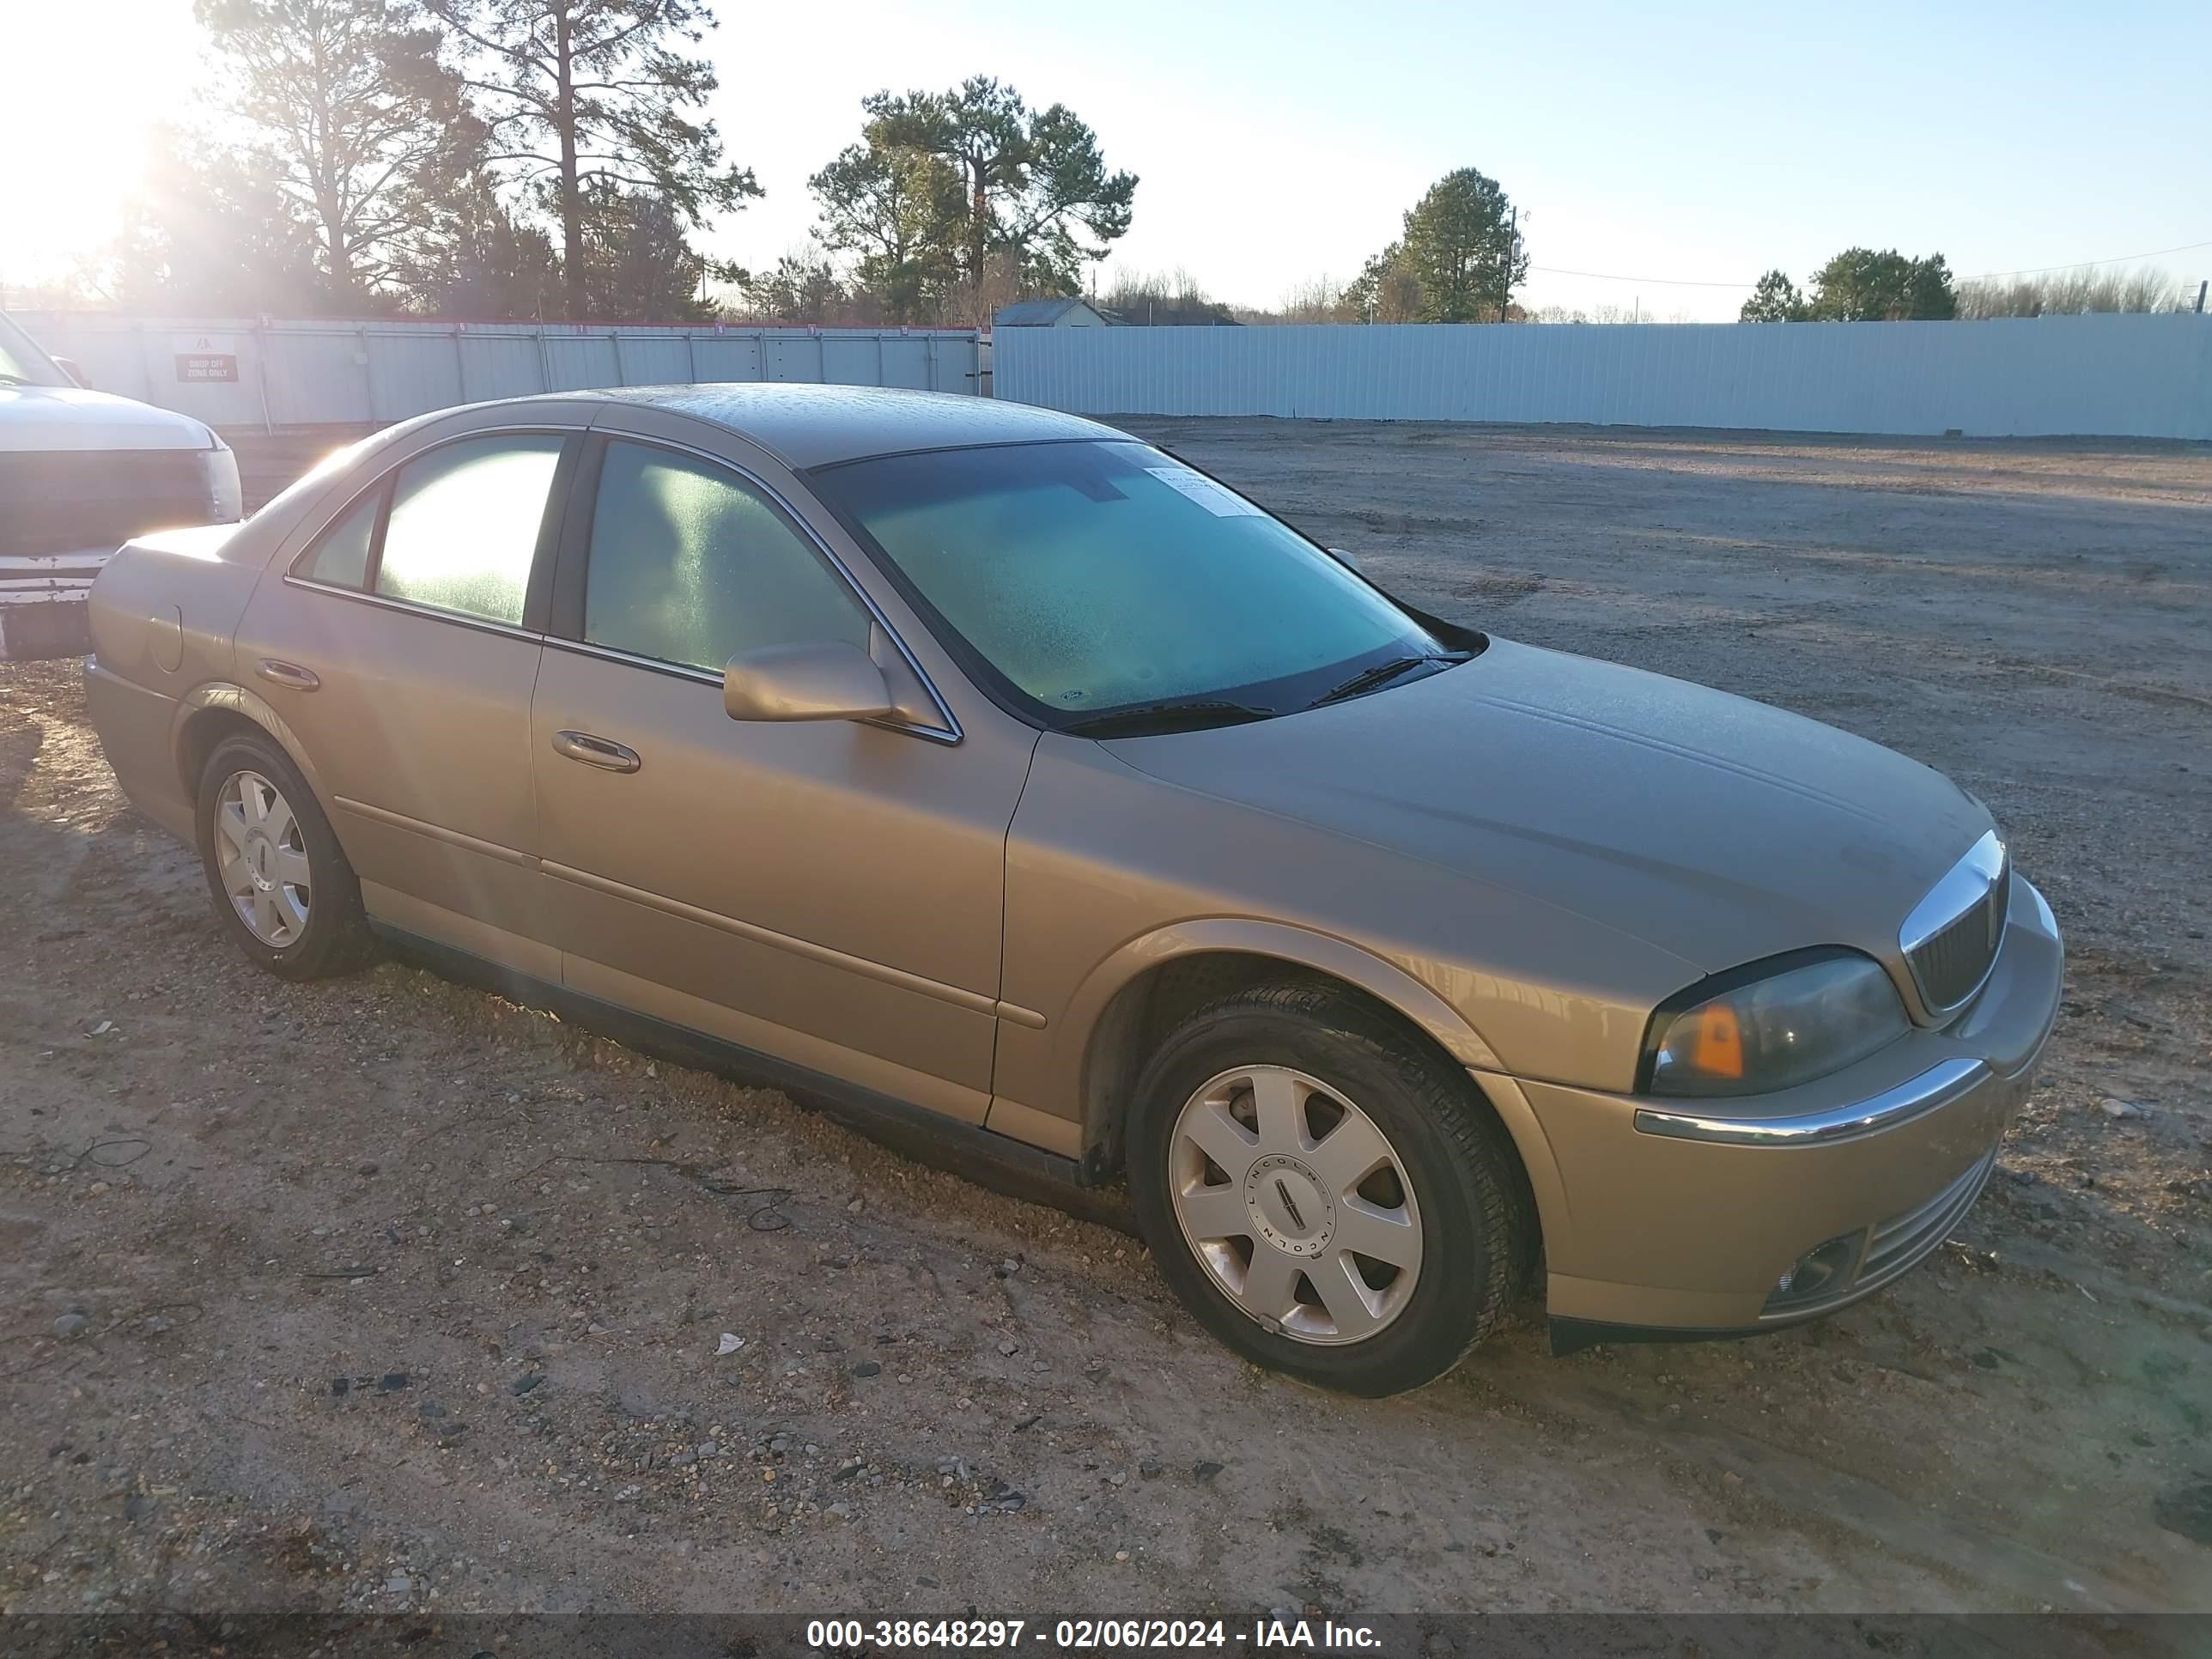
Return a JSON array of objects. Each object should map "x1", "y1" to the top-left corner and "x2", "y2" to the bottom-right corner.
[
  {"x1": 551, "y1": 730, "x2": 641, "y2": 774},
  {"x1": 256, "y1": 659, "x2": 320, "y2": 692}
]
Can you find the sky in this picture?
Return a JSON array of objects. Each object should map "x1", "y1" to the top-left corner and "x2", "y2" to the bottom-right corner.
[{"x1": 4, "y1": 0, "x2": 2209, "y2": 321}]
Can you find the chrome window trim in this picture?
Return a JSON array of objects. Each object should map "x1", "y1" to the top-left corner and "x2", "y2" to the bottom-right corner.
[
  {"x1": 279, "y1": 574, "x2": 547, "y2": 646},
  {"x1": 574, "y1": 429, "x2": 963, "y2": 746},
  {"x1": 282, "y1": 422, "x2": 581, "y2": 586},
  {"x1": 1631, "y1": 1056, "x2": 1988, "y2": 1146},
  {"x1": 546, "y1": 635, "x2": 724, "y2": 689}
]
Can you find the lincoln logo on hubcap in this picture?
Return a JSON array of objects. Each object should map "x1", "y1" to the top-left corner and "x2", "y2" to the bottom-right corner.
[{"x1": 1244, "y1": 1153, "x2": 1334, "y2": 1257}]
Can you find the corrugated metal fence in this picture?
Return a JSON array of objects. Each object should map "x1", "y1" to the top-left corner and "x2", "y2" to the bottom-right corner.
[
  {"x1": 14, "y1": 313, "x2": 982, "y2": 430},
  {"x1": 995, "y1": 313, "x2": 2212, "y2": 440}
]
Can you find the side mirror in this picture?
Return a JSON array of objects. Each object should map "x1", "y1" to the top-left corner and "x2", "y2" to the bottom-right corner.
[
  {"x1": 1326, "y1": 546, "x2": 1364, "y2": 574},
  {"x1": 52, "y1": 356, "x2": 86, "y2": 387},
  {"x1": 724, "y1": 641, "x2": 894, "y2": 724}
]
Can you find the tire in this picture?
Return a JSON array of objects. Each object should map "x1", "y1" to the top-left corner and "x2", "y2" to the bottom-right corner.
[
  {"x1": 1127, "y1": 981, "x2": 1533, "y2": 1396},
  {"x1": 195, "y1": 730, "x2": 375, "y2": 980}
]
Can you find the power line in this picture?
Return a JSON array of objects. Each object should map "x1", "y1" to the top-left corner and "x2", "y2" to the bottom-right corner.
[
  {"x1": 1528, "y1": 236, "x2": 2212, "y2": 292},
  {"x1": 1528, "y1": 264, "x2": 1754, "y2": 288},
  {"x1": 1961, "y1": 239, "x2": 2212, "y2": 279}
]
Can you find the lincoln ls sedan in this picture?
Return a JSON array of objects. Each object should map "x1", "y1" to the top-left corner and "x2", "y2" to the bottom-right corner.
[{"x1": 83, "y1": 386, "x2": 2062, "y2": 1395}]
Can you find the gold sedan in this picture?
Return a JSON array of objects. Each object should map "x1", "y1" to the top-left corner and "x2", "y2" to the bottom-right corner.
[{"x1": 84, "y1": 386, "x2": 2060, "y2": 1395}]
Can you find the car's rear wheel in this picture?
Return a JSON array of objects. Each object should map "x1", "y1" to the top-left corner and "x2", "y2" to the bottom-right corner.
[
  {"x1": 195, "y1": 731, "x2": 374, "y2": 979},
  {"x1": 1128, "y1": 981, "x2": 1532, "y2": 1395}
]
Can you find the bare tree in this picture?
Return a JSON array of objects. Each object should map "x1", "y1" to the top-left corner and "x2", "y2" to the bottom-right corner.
[
  {"x1": 1276, "y1": 275, "x2": 1348, "y2": 322},
  {"x1": 1099, "y1": 267, "x2": 1237, "y2": 325},
  {"x1": 1956, "y1": 267, "x2": 2186, "y2": 319},
  {"x1": 195, "y1": 0, "x2": 476, "y2": 304}
]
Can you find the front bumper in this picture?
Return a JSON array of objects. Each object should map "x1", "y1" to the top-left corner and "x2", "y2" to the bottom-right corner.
[
  {"x1": 0, "y1": 549, "x2": 106, "y2": 661},
  {"x1": 1504, "y1": 872, "x2": 2062, "y2": 1345}
]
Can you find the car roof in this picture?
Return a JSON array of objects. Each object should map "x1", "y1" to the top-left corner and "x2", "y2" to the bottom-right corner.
[{"x1": 564, "y1": 382, "x2": 1124, "y2": 471}]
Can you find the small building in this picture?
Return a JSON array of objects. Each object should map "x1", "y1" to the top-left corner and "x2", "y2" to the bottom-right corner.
[{"x1": 993, "y1": 297, "x2": 1109, "y2": 329}]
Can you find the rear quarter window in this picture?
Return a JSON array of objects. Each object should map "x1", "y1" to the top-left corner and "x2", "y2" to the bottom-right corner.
[{"x1": 293, "y1": 487, "x2": 380, "y2": 588}]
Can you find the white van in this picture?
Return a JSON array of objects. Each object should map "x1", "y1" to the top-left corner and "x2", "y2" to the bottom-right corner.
[{"x1": 1, "y1": 312, "x2": 242, "y2": 659}]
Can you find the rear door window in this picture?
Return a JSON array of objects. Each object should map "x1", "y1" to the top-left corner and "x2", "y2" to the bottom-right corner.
[{"x1": 374, "y1": 434, "x2": 564, "y2": 625}]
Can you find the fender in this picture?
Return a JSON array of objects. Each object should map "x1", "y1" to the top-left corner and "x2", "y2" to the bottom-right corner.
[
  {"x1": 1057, "y1": 917, "x2": 1573, "y2": 1259},
  {"x1": 171, "y1": 681, "x2": 342, "y2": 836},
  {"x1": 1066, "y1": 916, "x2": 1506, "y2": 1073}
]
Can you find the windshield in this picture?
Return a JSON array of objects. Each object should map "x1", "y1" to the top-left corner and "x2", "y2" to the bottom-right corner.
[
  {"x1": 812, "y1": 440, "x2": 1444, "y2": 728},
  {"x1": 0, "y1": 314, "x2": 69, "y2": 386}
]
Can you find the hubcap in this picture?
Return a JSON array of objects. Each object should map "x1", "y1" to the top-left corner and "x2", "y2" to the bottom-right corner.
[
  {"x1": 1168, "y1": 1065, "x2": 1422, "y2": 1346},
  {"x1": 214, "y1": 770, "x2": 311, "y2": 948}
]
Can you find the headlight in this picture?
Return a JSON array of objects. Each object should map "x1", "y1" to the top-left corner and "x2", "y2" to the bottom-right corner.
[
  {"x1": 1645, "y1": 951, "x2": 1908, "y2": 1098},
  {"x1": 201, "y1": 439, "x2": 243, "y2": 523}
]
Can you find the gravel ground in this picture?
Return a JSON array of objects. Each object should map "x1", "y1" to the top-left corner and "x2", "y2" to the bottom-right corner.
[{"x1": 2, "y1": 421, "x2": 2209, "y2": 1625}]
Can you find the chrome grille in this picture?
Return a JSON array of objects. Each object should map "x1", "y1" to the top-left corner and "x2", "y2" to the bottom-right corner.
[
  {"x1": 0, "y1": 451, "x2": 215, "y2": 559},
  {"x1": 1909, "y1": 880, "x2": 2004, "y2": 1010},
  {"x1": 1900, "y1": 831, "x2": 2007, "y2": 1018}
]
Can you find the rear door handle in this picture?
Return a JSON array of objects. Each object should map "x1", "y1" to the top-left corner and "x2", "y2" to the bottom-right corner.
[
  {"x1": 551, "y1": 730, "x2": 641, "y2": 774},
  {"x1": 256, "y1": 659, "x2": 320, "y2": 692}
]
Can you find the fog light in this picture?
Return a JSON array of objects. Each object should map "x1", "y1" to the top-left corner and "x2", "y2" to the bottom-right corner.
[{"x1": 1765, "y1": 1231, "x2": 1865, "y2": 1313}]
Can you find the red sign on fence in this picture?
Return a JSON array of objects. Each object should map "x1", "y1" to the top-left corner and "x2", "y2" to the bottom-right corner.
[{"x1": 174, "y1": 354, "x2": 239, "y2": 383}]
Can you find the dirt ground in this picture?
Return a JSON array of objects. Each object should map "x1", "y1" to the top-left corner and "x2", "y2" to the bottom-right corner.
[{"x1": 3, "y1": 422, "x2": 2209, "y2": 1626}]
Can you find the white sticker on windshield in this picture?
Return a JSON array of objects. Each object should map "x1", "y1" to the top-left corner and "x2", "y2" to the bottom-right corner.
[{"x1": 1146, "y1": 465, "x2": 1263, "y2": 517}]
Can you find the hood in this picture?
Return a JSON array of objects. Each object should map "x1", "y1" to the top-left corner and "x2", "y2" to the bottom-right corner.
[
  {"x1": 0, "y1": 384, "x2": 218, "y2": 453},
  {"x1": 1104, "y1": 637, "x2": 1990, "y2": 975}
]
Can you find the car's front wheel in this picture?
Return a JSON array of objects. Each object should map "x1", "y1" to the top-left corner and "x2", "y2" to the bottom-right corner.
[
  {"x1": 195, "y1": 730, "x2": 374, "y2": 980},
  {"x1": 1127, "y1": 981, "x2": 1533, "y2": 1395}
]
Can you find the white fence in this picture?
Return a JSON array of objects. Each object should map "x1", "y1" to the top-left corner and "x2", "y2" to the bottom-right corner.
[
  {"x1": 11, "y1": 313, "x2": 983, "y2": 430},
  {"x1": 994, "y1": 313, "x2": 2212, "y2": 441}
]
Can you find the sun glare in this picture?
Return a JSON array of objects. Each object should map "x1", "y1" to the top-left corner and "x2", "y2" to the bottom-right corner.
[{"x1": 0, "y1": 3, "x2": 210, "y2": 286}]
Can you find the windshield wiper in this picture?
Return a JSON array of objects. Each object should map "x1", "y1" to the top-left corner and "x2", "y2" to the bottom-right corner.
[
  {"x1": 1060, "y1": 698, "x2": 1276, "y2": 738},
  {"x1": 1308, "y1": 653, "x2": 1464, "y2": 709},
  {"x1": 0, "y1": 373, "x2": 33, "y2": 386}
]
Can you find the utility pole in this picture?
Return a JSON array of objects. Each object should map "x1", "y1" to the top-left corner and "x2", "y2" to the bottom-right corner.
[
  {"x1": 1501, "y1": 205, "x2": 1518, "y2": 322},
  {"x1": 2196, "y1": 279, "x2": 2208, "y2": 314}
]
